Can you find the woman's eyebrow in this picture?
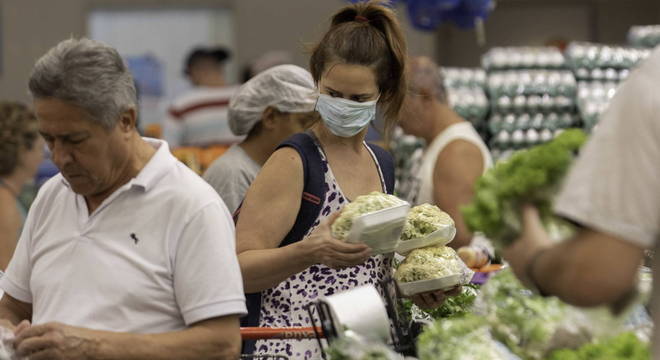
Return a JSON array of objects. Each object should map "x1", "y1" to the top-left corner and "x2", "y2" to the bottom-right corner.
[
  {"x1": 324, "y1": 86, "x2": 342, "y2": 95},
  {"x1": 325, "y1": 86, "x2": 373, "y2": 98}
]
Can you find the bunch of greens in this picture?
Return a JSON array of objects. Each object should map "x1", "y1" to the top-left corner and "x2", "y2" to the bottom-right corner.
[
  {"x1": 424, "y1": 283, "x2": 479, "y2": 319},
  {"x1": 417, "y1": 315, "x2": 519, "y2": 360},
  {"x1": 461, "y1": 129, "x2": 587, "y2": 249},
  {"x1": 331, "y1": 191, "x2": 407, "y2": 240},
  {"x1": 475, "y1": 269, "x2": 569, "y2": 360},
  {"x1": 400, "y1": 203, "x2": 454, "y2": 241},
  {"x1": 400, "y1": 284, "x2": 479, "y2": 322},
  {"x1": 325, "y1": 332, "x2": 403, "y2": 360},
  {"x1": 547, "y1": 332, "x2": 649, "y2": 360}
]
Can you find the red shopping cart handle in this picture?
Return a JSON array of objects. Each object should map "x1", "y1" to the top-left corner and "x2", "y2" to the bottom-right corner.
[{"x1": 240, "y1": 327, "x2": 324, "y2": 340}]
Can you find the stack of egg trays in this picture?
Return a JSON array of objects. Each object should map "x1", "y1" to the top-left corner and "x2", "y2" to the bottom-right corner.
[
  {"x1": 565, "y1": 42, "x2": 652, "y2": 131},
  {"x1": 483, "y1": 47, "x2": 580, "y2": 160},
  {"x1": 441, "y1": 67, "x2": 490, "y2": 138},
  {"x1": 628, "y1": 25, "x2": 660, "y2": 49}
]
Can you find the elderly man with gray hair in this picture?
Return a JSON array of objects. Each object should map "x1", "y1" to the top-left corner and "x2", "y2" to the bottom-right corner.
[
  {"x1": 399, "y1": 56, "x2": 493, "y2": 252},
  {"x1": 0, "y1": 38, "x2": 246, "y2": 360}
]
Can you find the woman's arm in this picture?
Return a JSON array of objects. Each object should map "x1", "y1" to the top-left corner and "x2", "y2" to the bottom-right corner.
[
  {"x1": 236, "y1": 147, "x2": 370, "y2": 293},
  {"x1": 0, "y1": 190, "x2": 21, "y2": 270}
]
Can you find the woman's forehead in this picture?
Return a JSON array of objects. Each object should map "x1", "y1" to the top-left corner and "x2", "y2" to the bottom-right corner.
[{"x1": 321, "y1": 63, "x2": 378, "y2": 94}]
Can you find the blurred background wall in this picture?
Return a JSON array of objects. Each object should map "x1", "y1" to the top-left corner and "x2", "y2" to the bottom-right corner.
[{"x1": 1, "y1": 0, "x2": 659, "y2": 109}]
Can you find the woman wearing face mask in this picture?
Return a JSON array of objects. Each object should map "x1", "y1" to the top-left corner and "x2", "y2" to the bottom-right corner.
[{"x1": 235, "y1": 1, "x2": 418, "y2": 358}]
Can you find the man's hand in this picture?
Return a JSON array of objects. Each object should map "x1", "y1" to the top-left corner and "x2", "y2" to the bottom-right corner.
[
  {"x1": 502, "y1": 205, "x2": 553, "y2": 287},
  {"x1": 410, "y1": 286, "x2": 462, "y2": 310},
  {"x1": 14, "y1": 322, "x2": 99, "y2": 360}
]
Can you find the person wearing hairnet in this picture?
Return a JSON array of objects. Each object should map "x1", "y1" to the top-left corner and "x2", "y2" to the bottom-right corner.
[{"x1": 203, "y1": 65, "x2": 320, "y2": 213}]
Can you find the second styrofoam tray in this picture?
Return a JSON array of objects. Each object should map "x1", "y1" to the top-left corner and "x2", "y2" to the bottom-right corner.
[
  {"x1": 395, "y1": 224, "x2": 456, "y2": 256},
  {"x1": 397, "y1": 273, "x2": 462, "y2": 297}
]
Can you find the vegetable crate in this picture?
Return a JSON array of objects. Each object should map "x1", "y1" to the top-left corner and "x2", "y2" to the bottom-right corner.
[{"x1": 240, "y1": 278, "x2": 417, "y2": 359}]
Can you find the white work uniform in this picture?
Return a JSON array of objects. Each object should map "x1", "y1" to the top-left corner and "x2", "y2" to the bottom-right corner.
[
  {"x1": 0, "y1": 138, "x2": 246, "y2": 333},
  {"x1": 554, "y1": 47, "x2": 660, "y2": 359}
]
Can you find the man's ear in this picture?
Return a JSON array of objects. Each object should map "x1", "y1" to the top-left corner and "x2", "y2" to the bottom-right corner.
[
  {"x1": 418, "y1": 87, "x2": 436, "y2": 102},
  {"x1": 118, "y1": 108, "x2": 137, "y2": 134}
]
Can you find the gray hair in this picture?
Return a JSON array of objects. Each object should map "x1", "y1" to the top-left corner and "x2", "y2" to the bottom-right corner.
[
  {"x1": 408, "y1": 56, "x2": 448, "y2": 104},
  {"x1": 28, "y1": 38, "x2": 137, "y2": 129}
]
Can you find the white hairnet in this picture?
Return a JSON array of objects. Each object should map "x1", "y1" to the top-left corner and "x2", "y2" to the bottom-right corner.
[{"x1": 229, "y1": 64, "x2": 317, "y2": 135}]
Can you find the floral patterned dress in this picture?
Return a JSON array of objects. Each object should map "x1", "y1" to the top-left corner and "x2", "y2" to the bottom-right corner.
[{"x1": 254, "y1": 139, "x2": 393, "y2": 359}]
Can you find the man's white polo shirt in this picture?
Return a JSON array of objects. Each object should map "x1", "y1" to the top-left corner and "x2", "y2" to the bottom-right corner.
[{"x1": 0, "y1": 138, "x2": 247, "y2": 333}]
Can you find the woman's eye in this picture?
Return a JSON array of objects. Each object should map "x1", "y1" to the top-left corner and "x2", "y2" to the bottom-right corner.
[{"x1": 328, "y1": 91, "x2": 341, "y2": 98}]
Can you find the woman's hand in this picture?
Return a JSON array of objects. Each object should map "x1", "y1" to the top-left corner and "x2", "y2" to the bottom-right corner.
[{"x1": 300, "y1": 212, "x2": 372, "y2": 269}]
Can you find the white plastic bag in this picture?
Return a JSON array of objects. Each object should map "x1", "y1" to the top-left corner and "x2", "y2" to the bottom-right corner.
[{"x1": 0, "y1": 327, "x2": 18, "y2": 360}]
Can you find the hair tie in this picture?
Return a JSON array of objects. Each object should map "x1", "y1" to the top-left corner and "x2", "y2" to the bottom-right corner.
[{"x1": 355, "y1": 15, "x2": 369, "y2": 23}]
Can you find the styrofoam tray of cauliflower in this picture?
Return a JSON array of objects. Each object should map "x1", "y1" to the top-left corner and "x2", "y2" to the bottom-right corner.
[
  {"x1": 331, "y1": 191, "x2": 408, "y2": 240},
  {"x1": 395, "y1": 245, "x2": 474, "y2": 296},
  {"x1": 397, "y1": 204, "x2": 456, "y2": 255}
]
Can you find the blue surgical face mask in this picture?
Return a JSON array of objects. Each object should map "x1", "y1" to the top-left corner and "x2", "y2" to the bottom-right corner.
[{"x1": 315, "y1": 93, "x2": 378, "y2": 138}]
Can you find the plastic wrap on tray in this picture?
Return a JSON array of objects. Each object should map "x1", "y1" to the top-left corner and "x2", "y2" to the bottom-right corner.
[
  {"x1": 395, "y1": 245, "x2": 473, "y2": 296},
  {"x1": 0, "y1": 327, "x2": 21, "y2": 360},
  {"x1": 331, "y1": 192, "x2": 407, "y2": 241},
  {"x1": 400, "y1": 204, "x2": 454, "y2": 241}
]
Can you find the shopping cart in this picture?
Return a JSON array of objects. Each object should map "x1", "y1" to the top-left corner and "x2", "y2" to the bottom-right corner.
[
  {"x1": 239, "y1": 326, "x2": 324, "y2": 360},
  {"x1": 239, "y1": 277, "x2": 418, "y2": 360}
]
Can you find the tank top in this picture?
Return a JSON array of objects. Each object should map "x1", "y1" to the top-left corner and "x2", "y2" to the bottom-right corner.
[{"x1": 413, "y1": 122, "x2": 493, "y2": 205}]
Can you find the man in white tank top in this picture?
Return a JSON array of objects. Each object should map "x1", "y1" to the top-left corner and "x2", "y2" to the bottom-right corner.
[{"x1": 399, "y1": 56, "x2": 493, "y2": 249}]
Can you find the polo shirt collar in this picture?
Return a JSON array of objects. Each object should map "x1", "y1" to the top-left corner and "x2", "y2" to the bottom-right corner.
[
  {"x1": 58, "y1": 138, "x2": 177, "y2": 193},
  {"x1": 131, "y1": 138, "x2": 177, "y2": 192}
]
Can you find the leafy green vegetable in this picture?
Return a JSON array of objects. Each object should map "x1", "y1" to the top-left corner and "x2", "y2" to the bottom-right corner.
[
  {"x1": 461, "y1": 129, "x2": 587, "y2": 249},
  {"x1": 476, "y1": 269, "x2": 568, "y2": 360},
  {"x1": 331, "y1": 192, "x2": 407, "y2": 240},
  {"x1": 547, "y1": 332, "x2": 649, "y2": 360},
  {"x1": 425, "y1": 284, "x2": 479, "y2": 319},
  {"x1": 417, "y1": 315, "x2": 517, "y2": 360},
  {"x1": 400, "y1": 284, "x2": 479, "y2": 321},
  {"x1": 401, "y1": 203, "x2": 454, "y2": 241},
  {"x1": 325, "y1": 333, "x2": 402, "y2": 360}
]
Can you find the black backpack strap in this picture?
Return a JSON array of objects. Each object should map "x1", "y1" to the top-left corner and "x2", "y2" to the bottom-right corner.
[
  {"x1": 366, "y1": 142, "x2": 396, "y2": 195},
  {"x1": 239, "y1": 132, "x2": 326, "y2": 355},
  {"x1": 277, "y1": 132, "x2": 327, "y2": 246}
]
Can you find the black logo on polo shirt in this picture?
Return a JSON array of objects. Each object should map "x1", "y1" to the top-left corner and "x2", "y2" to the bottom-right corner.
[{"x1": 130, "y1": 233, "x2": 139, "y2": 244}]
